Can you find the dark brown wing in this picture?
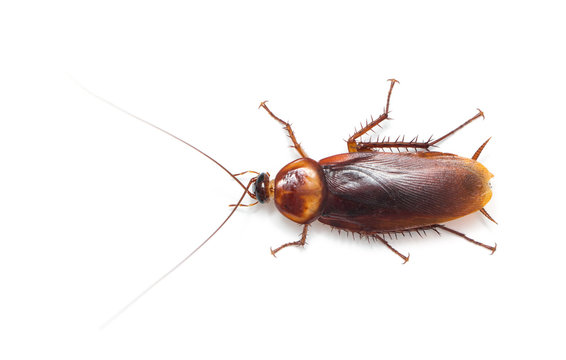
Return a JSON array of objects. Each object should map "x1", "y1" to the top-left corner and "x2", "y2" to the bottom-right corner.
[{"x1": 318, "y1": 152, "x2": 493, "y2": 232}]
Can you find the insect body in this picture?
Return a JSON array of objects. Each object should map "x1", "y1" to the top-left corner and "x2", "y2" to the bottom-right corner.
[
  {"x1": 254, "y1": 80, "x2": 495, "y2": 262},
  {"x1": 88, "y1": 79, "x2": 495, "y2": 326}
]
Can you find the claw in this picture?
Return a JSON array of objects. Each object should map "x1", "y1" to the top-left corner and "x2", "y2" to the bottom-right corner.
[
  {"x1": 387, "y1": 78, "x2": 400, "y2": 84},
  {"x1": 490, "y1": 243, "x2": 497, "y2": 255},
  {"x1": 258, "y1": 100, "x2": 269, "y2": 109},
  {"x1": 476, "y1": 108, "x2": 485, "y2": 119},
  {"x1": 402, "y1": 253, "x2": 410, "y2": 264},
  {"x1": 270, "y1": 247, "x2": 277, "y2": 258}
]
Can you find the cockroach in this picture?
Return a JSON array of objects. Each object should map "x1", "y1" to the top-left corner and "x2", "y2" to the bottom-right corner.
[
  {"x1": 256, "y1": 80, "x2": 495, "y2": 261},
  {"x1": 85, "y1": 79, "x2": 495, "y2": 327}
]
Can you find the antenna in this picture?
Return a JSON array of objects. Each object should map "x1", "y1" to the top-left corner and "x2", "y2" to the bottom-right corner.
[
  {"x1": 100, "y1": 179, "x2": 254, "y2": 329},
  {"x1": 73, "y1": 79, "x2": 256, "y2": 327}
]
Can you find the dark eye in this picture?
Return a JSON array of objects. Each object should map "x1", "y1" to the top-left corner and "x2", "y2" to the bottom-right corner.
[{"x1": 254, "y1": 173, "x2": 270, "y2": 203}]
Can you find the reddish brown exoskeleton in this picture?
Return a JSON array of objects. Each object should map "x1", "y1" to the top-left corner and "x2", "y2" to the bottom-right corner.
[
  {"x1": 87, "y1": 79, "x2": 495, "y2": 326},
  {"x1": 254, "y1": 79, "x2": 495, "y2": 262}
]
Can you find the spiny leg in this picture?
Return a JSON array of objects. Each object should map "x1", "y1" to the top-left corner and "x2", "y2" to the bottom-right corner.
[
  {"x1": 374, "y1": 233, "x2": 410, "y2": 264},
  {"x1": 356, "y1": 109, "x2": 485, "y2": 152},
  {"x1": 435, "y1": 224, "x2": 496, "y2": 254},
  {"x1": 348, "y1": 79, "x2": 399, "y2": 153},
  {"x1": 270, "y1": 224, "x2": 309, "y2": 257},
  {"x1": 259, "y1": 101, "x2": 307, "y2": 158},
  {"x1": 428, "y1": 109, "x2": 485, "y2": 146}
]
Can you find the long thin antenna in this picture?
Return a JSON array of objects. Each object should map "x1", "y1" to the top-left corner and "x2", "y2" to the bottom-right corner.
[
  {"x1": 74, "y1": 79, "x2": 252, "y2": 195},
  {"x1": 100, "y1": 180, "x2": 253, "y2": 329},
  {"x1": 71, "y1": 79, "x2": 258, "y2": 327}
]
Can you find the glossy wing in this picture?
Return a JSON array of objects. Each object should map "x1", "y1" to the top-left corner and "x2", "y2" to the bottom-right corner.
[{"x1": 318, "y1": 152, "x2": 493, "y2": 232}]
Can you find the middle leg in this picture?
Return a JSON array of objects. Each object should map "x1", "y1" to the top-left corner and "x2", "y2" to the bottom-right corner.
[{"x1": 347, "y1": 79, "x2": 399, "y2": 153}]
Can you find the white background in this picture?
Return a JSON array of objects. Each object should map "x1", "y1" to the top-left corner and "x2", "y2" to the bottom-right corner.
[{"x1": 1, "y1": 1, "x2": 565, "y2": 359}]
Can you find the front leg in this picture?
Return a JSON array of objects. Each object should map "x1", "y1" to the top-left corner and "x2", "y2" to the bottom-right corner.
[
  {"x1": 259, "y1": 101, "x2": 307, "y2": 158},
  {"x1": 270, "y1": 224, "x2": 309, "y2": 257}
]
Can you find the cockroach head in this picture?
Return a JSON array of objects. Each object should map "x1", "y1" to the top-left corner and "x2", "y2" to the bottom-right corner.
[{"x1": 254, "y1": 172, "x2": 274, "y2": 203}]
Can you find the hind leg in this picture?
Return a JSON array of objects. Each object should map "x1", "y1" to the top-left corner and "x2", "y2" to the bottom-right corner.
[
  {"x1": 355, "y1": 110, "x2": 485, "y2": 152},
  {"x1": 435, "y1": 224, "x2": 496, "y2": 254}
]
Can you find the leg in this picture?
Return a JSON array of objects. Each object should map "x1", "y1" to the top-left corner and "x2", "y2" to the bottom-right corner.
[
  {"x1": 428, "y1": 109, "x2": 484, "y2": 146},
  {"x1": 373, "y1": 233, "x2": 410, "y2": 264},
  {"x1": 270, "y1": 224, "x2": 309, "y2": 257},
  {"x1": 259, "y1": 101, "x2": 307, "y2": 158},
  {"x1": 356, "y1": 110, "x2": 485, "y2": 152},
  {"x1": 436, "y1": 224, "x2": 497, "y2": 254},
  {"x1": 348, "y1": 79, "x2": 399, "y2": 153}
]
